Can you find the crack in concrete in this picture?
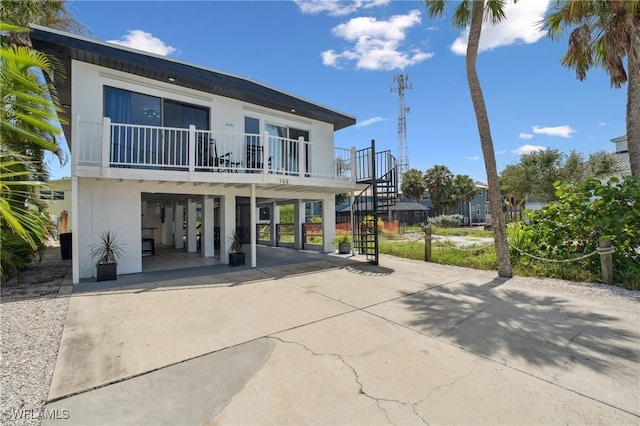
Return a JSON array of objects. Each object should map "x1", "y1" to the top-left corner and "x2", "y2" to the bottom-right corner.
[
  {"x1": 435, "y1": 299, "x2": 501, "y2": 338},
  {"x1": 550, "y1": 327, "x2": 587, "y2": 381},
  {"x1": 269, "y1": 336, "x2": 430, "y2": 425},
  {"x1": 417, "y1": 372, "x2": 474, "y2": 407}
]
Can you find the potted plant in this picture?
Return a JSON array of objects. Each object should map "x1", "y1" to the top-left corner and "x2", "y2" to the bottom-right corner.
[
  {"x1": 334, "y1": 233, "x2": 352, "y2": 254},
  {"x1": 228, "y1": 231, "x2": 245, "y2": 266},
  {"x1": 90, "y1": 230, "x2": 124, "y2": 281}
]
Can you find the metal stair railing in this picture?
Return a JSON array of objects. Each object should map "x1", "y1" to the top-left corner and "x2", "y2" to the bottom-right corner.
[{"x1": 351, "y1": 140, "x2": 398, "y2": 265}]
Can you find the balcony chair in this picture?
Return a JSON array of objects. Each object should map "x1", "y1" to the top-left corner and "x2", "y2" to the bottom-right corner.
[{"x1": 211, "y1": 139, "x2": 240, "y2": 172}]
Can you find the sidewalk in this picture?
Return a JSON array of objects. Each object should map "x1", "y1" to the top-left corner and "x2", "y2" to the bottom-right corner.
[{"x1": 40, "y1": 253, "x2": 639, "y2": 425}]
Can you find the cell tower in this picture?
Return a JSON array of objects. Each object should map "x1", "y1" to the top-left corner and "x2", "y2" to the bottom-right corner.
[{"x1": 391, "y1": 73, "x2": 411, "y2": 181}]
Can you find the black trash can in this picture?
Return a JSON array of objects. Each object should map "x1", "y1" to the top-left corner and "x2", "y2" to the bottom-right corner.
[{"x1": 60, "y1": 232, "x2": 72, "y2": 260}]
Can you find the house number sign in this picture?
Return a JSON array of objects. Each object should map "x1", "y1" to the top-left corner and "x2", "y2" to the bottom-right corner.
[{"x1": 279, "y1": 178, "x2": 290, "y2": 184}]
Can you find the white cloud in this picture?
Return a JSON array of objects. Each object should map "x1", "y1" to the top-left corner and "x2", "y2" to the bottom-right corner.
[
  {"x1": 496, "y1": 150, "x2": 507, "y2": 155},
  {"x1": 512, "y1": 144, "x2": 547, "y2": 155},
  {"x1": 467, "y1": 156, "x2": 480, "y2": 161},
  {"x1": 295, "y1": 0, "x2": 389, "y2": 16},
  {"x1": 108, "y1": 30, "x2": 176, "y2": 56},
  {"x1": 532, "y1": 125, "x2": 575, "y2": 138},
  {"x1": 597, "y1": 121, "x2": 608, "y2": 127},
  {"x1": 356, "y1": 116, "x2": 387, "y2": 127},
  {"x1": 322, "y1": 10, "x2": 434, "y2": 70},
  {"x1": 519, "y1": 133, "x2": 534, "y2": 139},
  {"x1": 450, "y1": 0, "x2": 550, "y2": 55}
]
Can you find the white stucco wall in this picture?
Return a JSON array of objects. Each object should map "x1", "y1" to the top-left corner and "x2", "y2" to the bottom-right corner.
[
  {"x1": 77, "y1": 178, "x2": 142, "y2": 278},
  {"x1": 71, "y1": 61, "x2": 335, "y2": 158}
]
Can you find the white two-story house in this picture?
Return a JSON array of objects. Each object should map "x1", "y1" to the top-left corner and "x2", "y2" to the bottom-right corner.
[{"x1": 31, "y1": 25, "x2": 368, "y2": 284}]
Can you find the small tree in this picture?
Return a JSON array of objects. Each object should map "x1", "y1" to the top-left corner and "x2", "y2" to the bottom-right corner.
[
  {"x1": 452, "y1": 174, "x2": 476, "y2": 218},
  {"x1": 401, "y1": 169, "x2": 427, "y2": 201},
  {"x1": 425, "y1": 165, "x2": 454, "y2": 215}
]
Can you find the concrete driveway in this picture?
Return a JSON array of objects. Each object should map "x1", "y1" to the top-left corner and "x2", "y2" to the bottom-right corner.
[{"x1": 44, "y1": 250, "x2": 639, "y2": 425}]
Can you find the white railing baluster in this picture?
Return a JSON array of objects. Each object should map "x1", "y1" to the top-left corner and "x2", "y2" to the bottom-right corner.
[
  {"x1": 78, "y1": 121, "x2": 356, "y2": 180},
  {"x1": 101, "y1": 117, "x2": 111, "y2": 168},
  {"x1": 188, "y1": 125, "x2": 196, "y2": 172}
]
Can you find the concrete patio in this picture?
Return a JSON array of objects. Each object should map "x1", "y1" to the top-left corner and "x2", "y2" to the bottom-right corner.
[{"x1": 42, "y1": 250, "x2": 640, "y2": 425}]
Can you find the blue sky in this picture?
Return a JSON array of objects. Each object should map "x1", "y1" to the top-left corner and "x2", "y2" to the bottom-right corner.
[{"x1": 49, "y1": 0, "x2": 627, "y2": 182}]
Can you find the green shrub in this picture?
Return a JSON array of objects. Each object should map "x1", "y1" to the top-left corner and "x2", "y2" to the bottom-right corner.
[
  {"x1": 519, "y1": 177, "x2": 640, "y2": 289},
  {"x1": 1, "y1": 231, "x2": 34, "y2": 283},
  {"x1": 428, "y1": 214, "x2": 463, "y2": 228}
]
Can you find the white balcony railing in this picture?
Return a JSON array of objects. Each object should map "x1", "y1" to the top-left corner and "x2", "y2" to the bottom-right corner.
[{"x1": 73, "y1": 117, "x2": 355, "y2": 181}]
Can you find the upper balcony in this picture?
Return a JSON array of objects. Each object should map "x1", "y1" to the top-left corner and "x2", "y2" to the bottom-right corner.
[{"x1": 73, "y1": 117, "x2": 360, "y2": 188}]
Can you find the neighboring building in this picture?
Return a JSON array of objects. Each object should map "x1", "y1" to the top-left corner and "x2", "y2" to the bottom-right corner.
[
  {"x1": 611, "y1": 135, "x2": 632, "y2": 177},
  {"x1": 39, "y1": 178, "x2": 72, "y2": 235},
  {"x1": 336, "y1": 200, "x2": 431, "y2": 226},
  {"x1": 32, "y1": 25, "x2": 370, "y2": 283},
  {"x1": 389, "y1": 201, "x2": 430, "y2": 225},
  {"x1": 461, "y1": 182, "x2": 490, "y2": 225}
]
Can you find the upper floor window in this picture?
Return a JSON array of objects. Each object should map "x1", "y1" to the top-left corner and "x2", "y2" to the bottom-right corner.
[{"x1": 104, "y1": 86, "x2": 209, "y2": 129}]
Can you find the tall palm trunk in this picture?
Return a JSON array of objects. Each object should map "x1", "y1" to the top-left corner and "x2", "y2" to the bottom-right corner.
[
  {"x1": 627, "y1": 22, "x2": 640, "y2": 179},
  {"x1": 465, "y1": 0, "x2": 513, "y2": 277}
]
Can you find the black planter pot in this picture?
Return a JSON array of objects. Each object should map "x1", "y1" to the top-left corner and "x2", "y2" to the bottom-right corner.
[
  {"x1": 96, "y1": 263, "x2": 117, "y2": 281},
  {"x1": 229, "y1": 252, "x2": 246, "y2": 266},
  {"x1": 338, "y1": 242, "x2": 351, "y2": 254}
]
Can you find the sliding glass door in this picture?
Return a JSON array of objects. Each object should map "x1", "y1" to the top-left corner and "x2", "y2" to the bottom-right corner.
[
  {"x1": 104, "y1": 86, "x2": 209, "y2": 168},
  {"x1": 266, "y1": 124, "x2": 309, "y2": 175}
]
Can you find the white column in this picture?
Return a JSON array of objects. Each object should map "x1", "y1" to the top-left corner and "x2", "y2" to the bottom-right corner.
[
  {"x1": 186, "y1": 198, "x2": 197, "y2": 253},
  {"x1": 174, "y1": 204, "x2": 184, "y2": 249},
  {"x1": 270, "y1": 202, "x2": 279, "y2": 246},
  {"x1": 202, "y1": 196, "x2": 215, "y2": 257},
  {"x1": 294, "y1": 200, "x2": 305, "y2": 249},
  {"x1": 71, "y1": 176, "x2": 79, "y2": 284},
  {"x1": 163, "y1": 204, "x2": 174, "y2": 246},
  {"x1": 250, "y1": 184, "x2": 256, "y2": 267},
  {"x1": 323, "y1": 195, "x2": 336, "y2": 253},
  {"x1": 349, "y1": 192, "x2": 355, "y2": 255},
  {"x1": 220, "y1": 195, "x2": 236, "y2": 264}
]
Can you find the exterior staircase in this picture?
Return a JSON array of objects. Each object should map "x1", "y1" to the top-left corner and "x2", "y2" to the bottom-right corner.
[{"x1": 352, "y1": 140, "x2": 398, "y2": 264}]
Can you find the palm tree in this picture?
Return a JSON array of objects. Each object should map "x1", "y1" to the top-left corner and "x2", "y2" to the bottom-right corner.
[
  {"x1": 424, "y1": 165, "x2": 453, "y2": 215},
  {"x1": 1, "y1": 23, "x2": 65, "y2": 278},
  {"x1": 425, "y1": 0, "x2": 513, "y2": 277},
  {"x1": 400, "y1": 168, "x2": 427, "y2": 201},
  {"x1": 544, "y1": 0, "x2": 640, "y2": 179},
  {"x1": 452, "y1": 174, "x2": 477, "y2": 222},
  {"x1": 0, "y1": 0, "x2": 91, "y2": 46}
]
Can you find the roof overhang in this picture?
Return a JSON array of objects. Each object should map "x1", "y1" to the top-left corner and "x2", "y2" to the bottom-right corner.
[{"x1": 29, "y1": 25, "x2": 356, "y2": 144}]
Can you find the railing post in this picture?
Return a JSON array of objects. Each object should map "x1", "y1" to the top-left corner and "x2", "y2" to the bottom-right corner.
[
  {"x1": 424, "y1": 225, "x2": 432, "y2": 262},
  {"x1": 71, "y1": 114, "x2": 80, "y2": 169},
  {"x1": 188, "y1": 125, "x2": 196, "y2": 173},
  {"x1": 101, "y1": 117, "x2": 111, "y2": 169},
  {"x1": 263, "y1": 131, "x2": 270, "y2": 174},
  {"x1": 298, "y1": 136, "x2": 305, "y2": 177},
  {"x1": 598, "y1": 237, "x2": 613, "y2": 285},
  {"x1": 350, "y1": 147, "x2": 356, "y2": 181}
]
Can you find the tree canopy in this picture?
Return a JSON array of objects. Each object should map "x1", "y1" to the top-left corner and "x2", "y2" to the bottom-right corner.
[
  {"x1": 400, "y1": 168, "x2": 427, "y2": 201},
  {"x1": 544, "y1": 0, "x2": 640, "y2": 179},
  {"x1": 500, "y1": 149, "x2": 621, "y2": 203}
]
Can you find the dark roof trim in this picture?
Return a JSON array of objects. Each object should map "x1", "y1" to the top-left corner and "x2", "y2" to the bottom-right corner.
[{"x1": 29, "y1": 24, "x2": 356, "y2": 131}]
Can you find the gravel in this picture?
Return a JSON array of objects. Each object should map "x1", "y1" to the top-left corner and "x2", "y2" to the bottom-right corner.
[
  {"x1": 1, "y1": 246, "x2": 71, "y2": 426},
  {"x1": 1, "y1": 296, "x2": 70, "y2": 426}
]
